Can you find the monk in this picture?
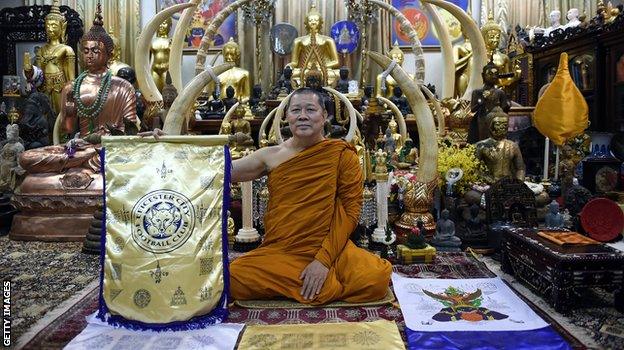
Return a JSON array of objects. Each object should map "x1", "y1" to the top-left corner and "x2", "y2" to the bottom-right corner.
[
  {"x1": 144, "y1": 87, "x2": 391, "y2": 305},
  {"x1": 229, "y1": 88, "x2": 391, "y2": 304}
]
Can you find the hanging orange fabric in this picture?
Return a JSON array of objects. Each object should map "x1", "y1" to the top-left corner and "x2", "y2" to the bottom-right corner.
[
  {"x1": 230, "y1": 139, "x2": 391, "y2": 305},
  {"x1": 533, "y1": 52, "x2": 589, "y2": 146}
]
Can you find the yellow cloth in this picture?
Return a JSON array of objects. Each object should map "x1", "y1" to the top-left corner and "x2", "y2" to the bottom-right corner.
[
  {"x1": 101, "y1": 135, "x2": 228, "y2": 324},
  {"x1": 238, "y1": 320, "x2": 405, "y2": 350},
  {"x1": 533, "y1": 52, "x2": 588, "y2": 146},
  {"x1": 230, "y1": 139, "x2": 392, "y2": 305}
]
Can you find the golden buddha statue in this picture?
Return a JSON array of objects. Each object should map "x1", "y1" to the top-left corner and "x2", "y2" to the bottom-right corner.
[
  {"x1": 453, "y1": 27, "x2": 472, "y2": 98},
  {"x1": 108, "y1": 26, "x2": 130, "y2": 76},
  {"x1": 151, "y1": 17, "x2": 172, "y2": 92},
  {"x1": 215, "y1": 38, "x2": 250, "y2": 102},
  {"x1": 475, "y1": 107, "x2": 525, "y2": 183},
  {"x1": 229, "y1": 105, "x2": 254, "y2": 159},
  {"x1": 387, "y1": 116, "x2": 404, "y2": 152},
  {"x1": 288, "y1": 4, "x2": 340, "y2": 87},
  {"x1": 481, "y1": 12, "x2": 520, "y2": 95},
  {"x1": 23, "y1": 0, "x2": 76, "y2": 114},
  {"x1": 375, "y1": 43, "x2": 414, "y2": 98}
]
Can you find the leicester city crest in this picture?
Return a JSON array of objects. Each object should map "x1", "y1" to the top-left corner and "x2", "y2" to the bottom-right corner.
[{"x1": 132, "y1": 190, "x2": 196, "y2": 254}]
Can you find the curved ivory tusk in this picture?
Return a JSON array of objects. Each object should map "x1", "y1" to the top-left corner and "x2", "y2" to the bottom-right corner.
[
  {"x1": 422, "y1": 0, "x2": 486, "y2": 100},
  {"x1": 323, "y1": 87, "x2": 357, "y2": 142},
  {"x1": 136, "y1": 2, "x2": 195, "y2": 104},
  {"x1": 272, "y1": 91, "x2": 296, "y2": 144},
  {"x1": 420, "y1": 85, "x2": 446, "y2": 136},
  {"x1": 258, "y1": 107, "x2": 279, "y2": 143},
  {"x1": 169, "y1": 0, "x2": 200, "y2": 92},
  {"x1": 368, "y1": 51, "x2": 438, "y2": 183},
  {"x1": 355, "y1": 109, "x2": 364, "y2": 123},
  {"x1": 370, "y1": 0, "x2": 425, "y2": 83},
  {"x1": 219, "y1": 102, "x2": 240, "y2": 134},
  {"x1": 52, "y1": 112, "x2": 61, "y2": 145},
  {"x1": 422, "y1": 1, "x2": 454, "y2": 99},
  {"x1": 377, "y1": 96, "x2": 407, "y2": 141},
  {"x1": 195, "y1": 0, "x2": 252, "y2": 75},
  {"x1": 163, "y1": 63, "x2": 233, "y2": 135}
]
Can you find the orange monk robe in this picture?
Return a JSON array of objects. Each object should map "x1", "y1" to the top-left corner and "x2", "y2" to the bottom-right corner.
[{"x1": 230, "y1": 139, "x2": 392, "y2": 305}]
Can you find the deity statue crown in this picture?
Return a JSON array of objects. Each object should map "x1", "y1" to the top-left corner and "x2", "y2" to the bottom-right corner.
[
  {"x1": 46, "y1": 0, "x2": 65, "y2": 23},
  {"x1": 81, "y1": 2, "x2": 114, "y2": 57},
  {"x1": 480, "y1": 11, "x2": 502, "y2": 37}
]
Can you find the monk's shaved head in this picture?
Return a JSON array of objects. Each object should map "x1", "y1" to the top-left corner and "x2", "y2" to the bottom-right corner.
[{"x1": 285, "y1": 87, "x2": 328, "y2": 112}]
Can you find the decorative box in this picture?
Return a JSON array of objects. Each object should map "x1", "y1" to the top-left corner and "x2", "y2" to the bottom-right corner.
[{"x1": 396, "y1": 244, "x2": 436, "y2": 264}]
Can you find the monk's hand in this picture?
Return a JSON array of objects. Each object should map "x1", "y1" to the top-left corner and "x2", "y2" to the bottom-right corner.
[
  {"x1": 138, "y1": 128, "x2": 166, "y2": 140},
  {"x1": 299, "y1": 259, "x2": 329, "y2": 300}
]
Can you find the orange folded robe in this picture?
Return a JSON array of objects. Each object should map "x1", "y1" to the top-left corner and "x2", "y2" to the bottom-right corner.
[{"x1": 230, "y1": 139, "x2": 392, "y2": 305}]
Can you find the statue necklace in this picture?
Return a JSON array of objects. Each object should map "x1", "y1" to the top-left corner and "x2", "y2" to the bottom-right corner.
[{"x1": 72, "y1": 69, "x2": 112, "y2": 133}]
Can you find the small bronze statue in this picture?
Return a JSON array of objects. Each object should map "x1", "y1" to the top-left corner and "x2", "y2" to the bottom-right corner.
[
  {"x1": 223, "y1": 86, "x2": 239, "y2": 112},
  {"x1": 335, "y1": 67, "x2": 350, "y2": 94},
  {"x1": 431, "y1": 209, "x2": 462, "y2": 251},
  {"x1": 249, "y1": 84, "x2": 267, "y2": 117},
  {"x1": 390, "y1": 86, "x2": 411, "y2": 116}
]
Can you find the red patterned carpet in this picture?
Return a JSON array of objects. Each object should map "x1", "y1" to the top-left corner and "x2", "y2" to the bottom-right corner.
[{"x1": 21, "y1": 253, "x2": 495, "y2": 349}]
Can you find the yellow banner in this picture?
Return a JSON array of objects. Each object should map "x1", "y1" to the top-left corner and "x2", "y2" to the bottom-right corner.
[
  {"x1": 98, "y1": 136, "x2": 230, "y2": 326},
  {"x1": 238, "y1": 320, "x2": 405, "y2": 350}
]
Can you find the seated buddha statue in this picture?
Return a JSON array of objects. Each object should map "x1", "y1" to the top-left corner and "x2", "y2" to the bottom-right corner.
[
  {"x1": 475, "y1": 107, "x2": 525, "y2": 184},
  {"x1": 13, "y1": 7, "x2": 138, "y2": 240},
  {"x1": 23, "y1": 0, "x2": 76, "y2": 114},
  {"x1": 375, "y1": 43, "x2": 414, "y2": 98},
  {"x1": 288, "y1": 4, "x2": 340, "y2": 87},
  {"x1": 387, "y1": 116, "x2": 404, "y2": 153},
  {"x1": 151, "y1": 17, "x2": 171, "y2": 92},
  {"x1": 215, "y1": 38, "x2": 250, "y2": 102},
  {"x1": 108, "y1": 26, "x2": 130, "y2": 76},
  {"x1": 19, "y1": 12, "x2": 138, "y2": 175},
  {"x1": 229, "y1": 105, "x2": 254, "y2": 159},
  {"x1": 481, "y1": 12, "x2": 521, "y2": 96},
  {"x1": 335, "y1": 67, "x2": 350, "y2": 94}
]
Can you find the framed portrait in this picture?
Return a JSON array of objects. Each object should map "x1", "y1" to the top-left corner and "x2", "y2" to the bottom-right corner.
[
  {"x1": 156, "y1": 0, "x2": 237, "y2": 51},
  {"x1": 390, "y1": 0, "x2": 469, "y2": 47}
]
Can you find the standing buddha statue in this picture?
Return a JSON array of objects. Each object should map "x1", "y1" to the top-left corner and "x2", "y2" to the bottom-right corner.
[
  {"x1": 387, "y1": 116, "x2": 404, "y2": 152},
  {"x1": 480, "y1": 12, "x2": 520, "y2": 95},
  {"x1": 453, "y1": 26, "x2": 472, "y2": 98},
  {"x1": 108, "y1": 26, "x2": 130, "y2": 76},
  {"x1": 151, "y1": 17, "x2": 172, "y2": 92},
  {"x1": 375, "y1": 43, "x2": 414, "y2": 98},
  {"x1": 288, "y1": 4, "x2": 340, "y2": 87},
  {"x1": 215, "y1": 38, "x2": 251, "y2": 102},
  {"x1": 23, "y1": 0, "x2": 76, "y2": 114}
]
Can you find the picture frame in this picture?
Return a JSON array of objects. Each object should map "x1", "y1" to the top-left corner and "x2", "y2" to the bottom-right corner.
[
  {"x1": 390, "y1": 0, "x2": 469, "y2": 48},
  {"x1": 156, "y1": 0, "x2": 237, "y2": 52}
]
